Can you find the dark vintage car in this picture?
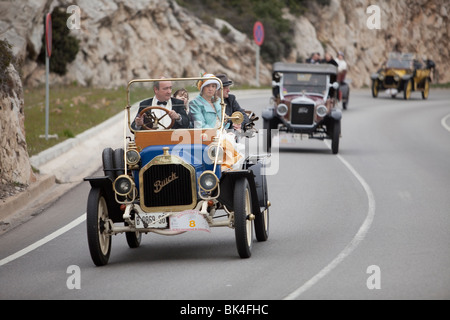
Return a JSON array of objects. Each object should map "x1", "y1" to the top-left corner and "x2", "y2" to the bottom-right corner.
[
  {"x1": 84, "y1": 77, "x2": 270, "y2": 266},
  {"x1": 262, "y1": 62, "x2": 342, "y2": 154},
  {"x1": 338, "y1": 70, "x2": 350, "y2": 110},
  {"x1": 371, "y1": 52, "x2": 434, "y2": 100}
]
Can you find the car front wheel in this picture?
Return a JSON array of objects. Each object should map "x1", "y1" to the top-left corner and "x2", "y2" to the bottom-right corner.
[
  {"x1": 371, "y1": 80, "x2": 379, "y2": 98},
  {"x1": 404, "y1": 80, "x2": 412, "y2": 100},
  {"x1": 254, "y1": 174, "x2": 269, "y2": 242},
  {"x1": 87, "y1": 188, "x2": 112, "y2": 266},
  {"x1": 331, "y1": 120, "x2": 340, "y2": 155},
  {"x1": 263, "y1": 119, "x2": 272, "y2": 153}
]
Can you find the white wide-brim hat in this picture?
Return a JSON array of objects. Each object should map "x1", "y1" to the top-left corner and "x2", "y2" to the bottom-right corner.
[{"x1": 197, "y1": 73, "x2": 220, "y2": 92}]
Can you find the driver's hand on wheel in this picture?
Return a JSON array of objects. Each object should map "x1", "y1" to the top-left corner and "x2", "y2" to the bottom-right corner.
[
  {"x1": 168, "y1": 110, "x2": 181, "y2": 121},
  {"x1": 135, "y1": 114, "x2": 145, "y2": 127}
]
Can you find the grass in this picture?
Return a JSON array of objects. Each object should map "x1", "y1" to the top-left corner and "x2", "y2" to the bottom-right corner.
[
  {"x1": 24, "y1": 84, "x2": 147, "y2": 156},
  {"x1": 431, "y1": 82, "x2": 450, "y2": 89}
]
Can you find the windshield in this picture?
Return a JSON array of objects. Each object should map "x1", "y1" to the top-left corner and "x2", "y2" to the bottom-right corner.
[
  {"x1": 127, "y1": 78, "x2": 224, "y2": 132},
  {"x1": 281, "y1": 72, "x2": 328, "y2": 96},
  {"x1": 386, "y1": 52, "x2": 413, "y2": 69}
]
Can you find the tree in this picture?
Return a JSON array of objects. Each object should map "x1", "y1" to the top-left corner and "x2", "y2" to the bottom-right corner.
[{"x1": 38, "y1": 7, "x2": 79, "y2": 76}]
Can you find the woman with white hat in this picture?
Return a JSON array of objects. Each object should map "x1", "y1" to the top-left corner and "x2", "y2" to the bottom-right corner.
[{"x1": 189, "y1": 73, "x2": 222, "y2": 128}]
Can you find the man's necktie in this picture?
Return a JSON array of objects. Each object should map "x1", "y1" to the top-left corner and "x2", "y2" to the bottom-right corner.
[{"x1": 157, "y1": 101, "x2": 168, "y2": 106}]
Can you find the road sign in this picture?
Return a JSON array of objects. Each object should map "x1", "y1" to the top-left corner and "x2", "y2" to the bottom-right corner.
[
  {"x1": 253, "y1": 21, "x2": 264, "y2": 46},
  {"x1": 45, "y1": 13, "x2": 52, "y2": 57},
  {"x1": 253, "y1": 22, "x2": 264, "y2": 86}
]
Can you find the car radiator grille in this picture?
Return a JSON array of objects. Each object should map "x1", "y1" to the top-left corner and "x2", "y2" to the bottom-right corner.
[
  {"x1": 142, "y1": 163, "x2": 193, "y2": 208},
  {"x1": 384, "y1": 76, "x2": 395, "y2": 85},
  {"x1": 291, "y1": 103, "x2": 315, "y2": 125}
]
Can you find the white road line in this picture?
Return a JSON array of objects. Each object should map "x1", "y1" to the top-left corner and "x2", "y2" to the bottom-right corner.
[
  {"x1": 0, "y1": 214, "x2": 86, "y2": 267},
  {"x1": 441, "y1": 114, "x2": 450, "y2": 132},
  {"x1": 283, "y1": 143, "x2": 376, "y2": 300}
]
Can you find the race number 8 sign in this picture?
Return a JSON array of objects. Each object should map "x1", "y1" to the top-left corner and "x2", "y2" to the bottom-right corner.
[{"x1": 170, "y1": 210, "x2": 211, "y2": 233}]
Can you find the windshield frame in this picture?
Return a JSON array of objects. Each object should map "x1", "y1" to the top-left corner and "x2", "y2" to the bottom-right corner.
[
  {"x1": 386, "y1": 52, "x2": 414, "y2": 69},
  {"x1": 280, "y1": 72, "x2": 330, "y2": 98},
  {"x1": 126, "y1": 77, "x2": 225, "y2": 133}
]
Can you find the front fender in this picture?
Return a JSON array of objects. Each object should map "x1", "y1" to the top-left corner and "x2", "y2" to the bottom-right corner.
[
  {"x1": 331, "y1": 108, "x2": 342, "y2": 121},
  {"x1": 218, "y1": 170, "x2": 262, "y2": 215},
  {"x1": 340, "y1": 83, "x2": 349, "y2": 97},
  {"x1": 84, "y1": 176, "x2": 113, "y2": 189},
  {"x1": 84, "y1": 176, "x2": 123, "y2": 223},
  {"x1": 262, "y1": 108, "x2": 275, "y2": 121},
  {"x1": 402, "y1": 74, "x2": 413, "y2": 81}
]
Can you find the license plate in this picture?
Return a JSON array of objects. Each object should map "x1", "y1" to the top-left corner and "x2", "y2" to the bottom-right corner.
[
  {"x1": 135, "y1": 213, "x2": 168, "y2": 229},
  {"x1": 279, "y1": 133, "x2": 305, "y2": 144},
  {"x1": 170, "y1": 210, "x2": 210, "y2": 233}
]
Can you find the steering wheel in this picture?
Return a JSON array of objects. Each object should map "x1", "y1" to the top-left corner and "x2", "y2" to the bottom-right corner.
[{"x1": 138, "y1": 106, "x2": 175, "y2": 130}]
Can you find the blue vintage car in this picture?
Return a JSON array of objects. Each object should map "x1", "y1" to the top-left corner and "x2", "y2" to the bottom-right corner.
[{"x1": 84, "y1": 77, "x2": 270, "y2": 266}]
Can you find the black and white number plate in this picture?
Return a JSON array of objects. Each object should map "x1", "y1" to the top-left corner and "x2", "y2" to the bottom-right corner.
[{"x1": 135, "y1": 213, "x2": 168, "y2": 229}]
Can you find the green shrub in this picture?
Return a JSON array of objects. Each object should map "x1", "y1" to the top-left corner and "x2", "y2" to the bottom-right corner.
[
  {"x1": 38, "y1": 7, "x2": 79, "y2": 76},
  {"x1": 0, "y1": 39, "x2": 13, "y2": 73},
  {"x1": 0, "y1": 39, "x2": 15, "y2": 98}
]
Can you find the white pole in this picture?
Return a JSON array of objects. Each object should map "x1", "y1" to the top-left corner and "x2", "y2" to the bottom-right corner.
[{"x1": 256, "y1": 44, "x2": 260, "y2": 87}]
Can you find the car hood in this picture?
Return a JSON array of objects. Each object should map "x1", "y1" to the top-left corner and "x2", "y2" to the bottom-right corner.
[{"x1": 283, "y1": 94, "x2": 324, "y2": 105}]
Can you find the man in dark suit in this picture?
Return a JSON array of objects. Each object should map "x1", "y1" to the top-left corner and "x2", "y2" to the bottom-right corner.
[
  {"x1": 215, "y1": 74, "x2": 249, "y2": 130},
  {"x1": 132, "y1": 80, "x2": 190, "y2": 130}
]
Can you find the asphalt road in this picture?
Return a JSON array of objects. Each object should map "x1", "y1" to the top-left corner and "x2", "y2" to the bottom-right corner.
[{"x1": 1, "y1": 88, "x2": 450, "y2": 300}]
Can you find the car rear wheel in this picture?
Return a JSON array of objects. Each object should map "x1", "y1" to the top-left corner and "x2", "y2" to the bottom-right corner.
[
  {"x1": 87, "y1": 188, "x2": 112, "y2": 266},
  {"x1": 254, "y1": 173, "x2": 269, "y2": 242},
  {"x1": 234, "y1": 178, "x2": 253, "y2": 258},
  {"x1": 125, "y1": 221, "x2": 142, "y2": 249},
  {"x1": 255, "y1": 207, "x2": 269, "y2": 242}
]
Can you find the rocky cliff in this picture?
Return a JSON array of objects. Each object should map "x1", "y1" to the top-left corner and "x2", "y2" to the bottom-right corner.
[
  {"x1": 1, "y1": 0, "x2": 449, "y2": 89},
  {"x1": 5, "y1": 0, "x2": 271, "y2": 89},
  {"x1": 0, "y1": 62, "x2": 35, "y2": 187},
  {"x1": 295, "y1": 0, "x2": 450, "y2": 88}
]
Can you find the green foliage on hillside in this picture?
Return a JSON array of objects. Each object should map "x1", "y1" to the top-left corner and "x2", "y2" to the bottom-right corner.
[
  {"x1": 176, "y1": 0, "x2": 330, "y2": 63},
  {"x1": 38, "y1": 7, "x2": 79, "y2": 76},
  {"x1": 0, "y1": 39, "x2": 20, "y2": 98}
]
